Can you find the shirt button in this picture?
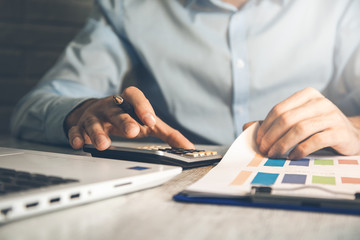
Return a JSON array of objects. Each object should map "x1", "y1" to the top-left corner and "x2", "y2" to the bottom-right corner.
[
  {"x1": 236, "y1": 58, "x2": 245, "y2": 69},
  {"x1": 237, "y1": 106, "x2": 243, "y2": 113}
]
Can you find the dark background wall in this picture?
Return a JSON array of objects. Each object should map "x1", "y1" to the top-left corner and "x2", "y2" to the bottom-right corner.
[{"x1": 0, "y1": 0, "x2": 93, "y2": 135}]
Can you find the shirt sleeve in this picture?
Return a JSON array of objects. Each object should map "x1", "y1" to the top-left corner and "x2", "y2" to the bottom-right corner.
[
  {"x1": 323, "y1": 0, "x2": 360, "y2": 116},
  {"x1": 10, "y1": 1, "x2": 134, "y2": 145}
]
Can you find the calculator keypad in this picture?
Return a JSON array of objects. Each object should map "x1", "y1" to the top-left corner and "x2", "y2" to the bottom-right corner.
[{"x1": 136, "y1": 146, "x2": 218, "y2": 158}]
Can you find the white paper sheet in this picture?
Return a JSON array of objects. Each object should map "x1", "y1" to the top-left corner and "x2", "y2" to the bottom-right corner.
[{"x1": 185, "y1": 123, "x2": 360, "y2": 200}]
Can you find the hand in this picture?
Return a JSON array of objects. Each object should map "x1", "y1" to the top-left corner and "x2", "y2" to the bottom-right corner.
[
  {"x1": 65, "y1": 86, "x2": 194, "y2": 150},
  {"x1": 256, "y1": 87, "x2": 360, "y2": 159}
]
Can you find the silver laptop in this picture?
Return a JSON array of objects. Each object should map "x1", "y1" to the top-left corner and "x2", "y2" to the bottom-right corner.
[{"x1": 0, "y1": 147, "x2": 181, "y2": 224}]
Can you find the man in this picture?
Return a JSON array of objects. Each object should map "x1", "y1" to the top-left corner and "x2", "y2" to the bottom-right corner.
[{"x1": 11, "y1": 0, "x2": 360, "y2": 160}]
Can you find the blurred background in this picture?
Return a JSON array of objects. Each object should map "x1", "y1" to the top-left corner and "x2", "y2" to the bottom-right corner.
[{"x1": 0, "y1": 0, "x2": 93, "y2": 135}]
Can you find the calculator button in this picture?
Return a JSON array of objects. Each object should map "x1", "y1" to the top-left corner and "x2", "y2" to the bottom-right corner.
[
  {"x1": 137, "y1": 146, "x2": 162, "y2": 150},
  {"x1": 136, "y1": 146, "x2": 150, "y2": 149},
  {"x1": 198, "y1": 152, "x2": 205, "y2": 157},
  {"x1": 136, "y1": 146, "x2": 218, "y2": 158},
  {"x1": 158, "y1": 148, "x2": 171, "y2": 151},
  {"x1": 185, "y1": 152, "x2": 200, "y2": 157}
]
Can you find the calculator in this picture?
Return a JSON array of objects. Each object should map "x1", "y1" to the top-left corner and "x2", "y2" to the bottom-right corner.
[{"x1": 83, "y1": 144, "x2": 223, "y2": 169}]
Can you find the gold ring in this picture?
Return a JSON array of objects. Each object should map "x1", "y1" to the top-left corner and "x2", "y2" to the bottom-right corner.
[{"x1": 113, "y1": 95, "x2": 124, "y2": 105}]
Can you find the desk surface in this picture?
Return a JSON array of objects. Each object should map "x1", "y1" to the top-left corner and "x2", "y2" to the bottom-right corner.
[{"x1": 0, "y1": 136, "x2": 360, "y2": 240}]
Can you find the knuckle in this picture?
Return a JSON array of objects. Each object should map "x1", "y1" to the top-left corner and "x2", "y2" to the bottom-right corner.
[
  {"x1": 294, "y1": 144, "x2": 307, "y2": 157},
  {"x1": 278, "y1": 112, "x2": 292, "y2": 126},
  {"x1": 68, "y1": 126, "x2": 79, "y2": 135},
  {"x1": 271, "y1": 104, "x2": 283, "y2": 117},
  {"x1": 311, "y1": 133, "x2": 327, "y2": 145},
  {"x1": 271, "y1": 142, "x2": 288, "y2": 156},
  {"x1": 277, "y1": 142, "x2": 288, "y2": 154},
  {"x1": 82, "y1": 116, "x2": 99, "y2": 129},
  {"x1": 108, "y1": 111, "x2": 122, "y2": 121},
  {"x1": 259, "y1": 139, "x2": 270, "y2": 153},
  {"x1": 81, "y1": 118, "x2": 104, "y2": 139},
  {"x1": 304, "y1": 87, "x2": 321, "y2": 96},
  {"x1": 293, "y1": 122, "x2": 307, "y2": 135}
]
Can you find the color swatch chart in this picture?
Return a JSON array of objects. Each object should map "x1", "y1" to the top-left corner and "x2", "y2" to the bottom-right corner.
[
  {"x1": 186, "y1": 123, "x2": 360, "y2": 199},
  {"x1": 230, "y1": 153, "x2": 360, "y2": 190}
]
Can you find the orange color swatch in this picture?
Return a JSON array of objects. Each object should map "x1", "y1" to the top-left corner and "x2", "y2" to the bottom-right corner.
[
  {"x1": 341, "y1": 177, "x2": 360, "y2": 184},
  {"x1": 338, "y1": 159, "x2": 358, "y2": 165},
  {"x1": 247, "y1": 153, "x2": 265, "y2": 167},
  {"x1": 230, "y1": 171, "x2": 252, "y2": 186}
]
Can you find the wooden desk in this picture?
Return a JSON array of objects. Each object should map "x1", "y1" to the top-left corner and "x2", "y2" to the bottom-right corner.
[{"x1": 0, "y1": 137, "x2": 359, "y2": 240}]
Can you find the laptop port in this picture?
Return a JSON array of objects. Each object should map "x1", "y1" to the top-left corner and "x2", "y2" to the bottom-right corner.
[
  {"x1": 113, "y1": 182, "x2": 131, "y2": 188},
  {"x1": 49, "y1": 197, "x2": 61, "y2": 204},
  {"x1": 25, "y1": 202, "x2": 39, "y2": 208},
  {"x1": 70, "y1": 193, "x2": 80, "y2": 199}
]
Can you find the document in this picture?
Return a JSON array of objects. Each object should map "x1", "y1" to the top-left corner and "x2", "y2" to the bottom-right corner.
[{"x1": 181, "y1": 123, "x2": 360, "y2": 202}]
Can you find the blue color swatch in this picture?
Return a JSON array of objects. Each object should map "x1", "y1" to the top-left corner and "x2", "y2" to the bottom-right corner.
[
  {"x1": 264, "y1": 158, "x2": 286, "y2": 167},
  {"x1": 282, "y1": 174, "x2": 307, "y2": 184},
  {"x1": 289, "y1": 158, "x2": 310, "y2": 167},
  {"x1": 251, "y1": 172, "x2": 279, "y2": 185}
]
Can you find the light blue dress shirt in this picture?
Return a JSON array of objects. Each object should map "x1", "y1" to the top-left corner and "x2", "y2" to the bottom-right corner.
[{"x1": 11, "y1": 0, "x2": 360, "y2": 146}]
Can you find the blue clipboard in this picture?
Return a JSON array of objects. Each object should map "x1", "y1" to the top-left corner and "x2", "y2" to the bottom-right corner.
[
  {"x1": 173, "y1": 190, "x2": 360, "y2": 216},
  {"x1": 173, "y1": 123, "x2": 360, "y2": 216}
]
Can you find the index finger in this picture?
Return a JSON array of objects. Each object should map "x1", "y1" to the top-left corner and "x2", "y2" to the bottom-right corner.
[{"x1": 150, "y1": 117, "x2": 195, "y2": 149}]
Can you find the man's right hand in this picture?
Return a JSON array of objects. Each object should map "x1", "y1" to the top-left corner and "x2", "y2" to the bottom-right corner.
[{"x1": 64, "y1": 86, "x2": 194, "y2": 151}]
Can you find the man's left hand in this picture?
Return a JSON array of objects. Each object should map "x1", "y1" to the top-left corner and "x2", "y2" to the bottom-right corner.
[{"x1": 256, "y1": 87, "x2": 360, "y2": 159}]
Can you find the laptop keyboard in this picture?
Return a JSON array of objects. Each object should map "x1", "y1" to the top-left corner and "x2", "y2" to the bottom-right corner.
[{"x1": 0, "y1": 167, "x2": 79, "y2": 195}]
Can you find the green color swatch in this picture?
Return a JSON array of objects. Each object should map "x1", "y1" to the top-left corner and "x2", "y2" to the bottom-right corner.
[
  {"x1": 312, "y1": 176, "x2": 336, "y2": 185},
  {"x1": 314, "y1": 159, "x2": 334, "y2": 165}
]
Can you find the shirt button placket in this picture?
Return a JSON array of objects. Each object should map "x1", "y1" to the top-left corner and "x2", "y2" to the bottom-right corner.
[
  {"x1": 236, "y1": 58, "x2": 245, "y2": 69},
  {"x1": 228, "y1": 10, "x2": 251, "y2": 137}
]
